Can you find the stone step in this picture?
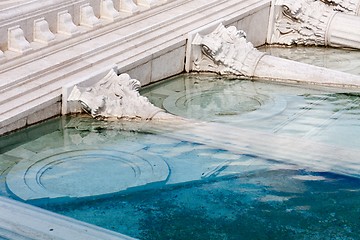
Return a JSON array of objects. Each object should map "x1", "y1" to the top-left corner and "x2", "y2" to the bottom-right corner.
[
  {"x1": 0, "y1": 0, "x2": 230, "y2": 96},
  {"x1": 0, "y1": 0, "x2": 196, "y2": 90},
  {"x1": 0, "y1": 91, "x2": 61, "y2": 133},
  {"x1": 0, "y1": 35, "x2": 185, "y2": 130},
  {"x1": 0, "y1": 0, "x2": 192, "y2": 67},
  {"x1": 0, "y1": 196, "x2": 134, "y2": 240},
  {"x1": 0, "y1": 29, "x2": 186, "y2": 109},
  {"x1": 0, "y1": 0, "x2": 265, "y2": 99}
]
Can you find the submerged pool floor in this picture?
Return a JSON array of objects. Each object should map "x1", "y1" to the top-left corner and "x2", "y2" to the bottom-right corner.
[{"x1": 2, "y1": 47, "x2": 360, "y2": 239}]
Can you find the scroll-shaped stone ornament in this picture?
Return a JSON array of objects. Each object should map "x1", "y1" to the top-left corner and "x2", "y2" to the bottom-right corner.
[
  {"x1": 80, "y1": 4, "x2": 101, "y2": 28},
  {"x1": 119, "y1": 0, "x2": 139, "y2": 13},
  {"x1": 191, "y1": 23, "x2": 360, "y2": 88},
  {"x1": 33, "y1": 18, "x2": 55, "y2": 44},
  {"x1": 191, "y1": 24, "x2": 265, "y2": 77},
  {"x1": 269, "y1": 0, "x2": 360, "y2": 49},
  {"x1": 7, "y1": 26, "x2": 32, "y2": 54},
  {"x1": 100, "y1": 0, "x2": 120, "y2": 21},
  {"x1": 57, "y1": 11, "x2": 79, "y2": 36},
  {"x1": 68, "y1": 69, "x2": 166, "y2": 119}
]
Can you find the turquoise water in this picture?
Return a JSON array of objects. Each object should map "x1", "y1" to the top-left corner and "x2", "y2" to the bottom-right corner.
[
  {"x1": 46, "y1": 169, "x2": 360, "y2": 240},
  {"x1": 2, "y1": 47, "x2": 360, "y2": 239}
]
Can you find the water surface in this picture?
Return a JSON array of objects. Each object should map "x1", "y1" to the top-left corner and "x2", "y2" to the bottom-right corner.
[{"x1": 2, "y1": 47, "x2": 360, "y2": 239}]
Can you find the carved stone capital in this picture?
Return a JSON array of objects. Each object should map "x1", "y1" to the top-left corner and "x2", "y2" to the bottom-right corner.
[
  {"x1": 68, "y1": 69, "x2": 165, "y2": 120},
  {"x1": 191, "y1": 24, "x2": 265, "y2": 77},
  {"x1": 270, "y1": 0, "x2": 336, "y2": 46},
  {"x1": 269, "y1": 0, "x2": 360, "y2": 48}
]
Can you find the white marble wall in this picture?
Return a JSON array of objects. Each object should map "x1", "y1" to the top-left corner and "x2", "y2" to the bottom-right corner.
[
  {"x1": 229, "y1": 4, "x2": 271, "y2": 47},
  {"x1": 122, "y1": 41, "x2": 187, "y2": 86}
]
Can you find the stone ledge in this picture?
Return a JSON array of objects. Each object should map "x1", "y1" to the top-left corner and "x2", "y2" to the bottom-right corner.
[
  {"x1": 0, "y1": 94, "x2": 60, "y2": 131},
  {"x1": 0, "y1": 196, "x2": 135, "y2": 240}
]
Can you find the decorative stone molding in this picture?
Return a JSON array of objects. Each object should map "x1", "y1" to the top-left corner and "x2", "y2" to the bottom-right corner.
[
  {"x1": 100, "y1": 0, "x2": 120, "y2": 21},
  {"x1": 33, "y1": 18, "x2": 56, "y2": 44},
  {"x1": 68, "y1": 68, "x2": 165, "y2": 119},
  {"x1": 7, "y1": 26, "x2": 32, "y2": 54},
  {"x1": 80, "y1": 4, "x2": 101, "y2": 28},
  {"x1": 190, "y1": 24, "x2": 265, "y2": 77},
  {"x1": 57, "y1": 10, "x2": 79, "y2": 36},
  {"x1": 321, "y1": 0, "x2": 360, "y2": 14},
  {"x1": 119, "y1": 0, "x2": 140, "y2": 13}
]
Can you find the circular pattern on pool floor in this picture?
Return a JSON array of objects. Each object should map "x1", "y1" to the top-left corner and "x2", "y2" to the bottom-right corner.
[
  {"x1": 163, "y1": 89, "x2": 286, "y2": 122},
  {"x1": 6, "y1": 147, "x2": 169, "y2": 202}
]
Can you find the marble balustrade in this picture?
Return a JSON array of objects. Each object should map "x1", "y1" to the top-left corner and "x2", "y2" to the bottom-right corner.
[{"x1": 0, "y1": 0, "x2": 168, "y2": 61}]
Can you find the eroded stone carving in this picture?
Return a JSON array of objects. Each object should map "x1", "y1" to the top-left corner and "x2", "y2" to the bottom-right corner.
[
  {"x1": 269, "y1": 0, "x2": 360, "y2": 48},
  {"x1": 270, "y1": 0, "x2": 335, "y2": 46},
  {"x1": 191, "y1": 24, "x2": 265, "y2": 77},
  {"x1": 68, "y1": 68, "x2": 165, "y2": 119}
]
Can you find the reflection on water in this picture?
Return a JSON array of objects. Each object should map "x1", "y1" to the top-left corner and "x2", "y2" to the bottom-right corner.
[{"x1": 142, "y1": 74, "x2": 360, "y2": 148}]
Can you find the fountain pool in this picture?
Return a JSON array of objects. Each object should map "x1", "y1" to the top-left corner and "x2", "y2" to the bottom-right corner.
[{"x1": 2, "y1": 47, "x2": 360, "y2": 239}]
